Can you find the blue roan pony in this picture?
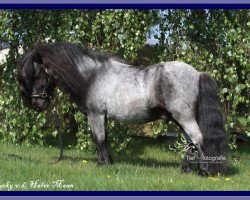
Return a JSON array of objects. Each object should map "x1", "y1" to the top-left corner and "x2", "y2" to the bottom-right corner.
[{"x1": 18, "y1": 42, "x2": 228, "y2": 176}]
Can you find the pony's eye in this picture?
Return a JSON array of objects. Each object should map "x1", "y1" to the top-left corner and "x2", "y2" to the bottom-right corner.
[
  {"x1": 20, "y1": 86, "x2": 29, "y2": 95},
  {"x1": 20, "y1": 86, "x2": 25, "y2": 92},
  {"x1": 34, "y1": 75, "x2": 41, "y2": 80}
]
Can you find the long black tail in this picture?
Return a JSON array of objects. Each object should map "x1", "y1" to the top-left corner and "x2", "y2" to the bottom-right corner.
[{"x1": 197, "y1": 73, "x2": 229, "y2": 175}]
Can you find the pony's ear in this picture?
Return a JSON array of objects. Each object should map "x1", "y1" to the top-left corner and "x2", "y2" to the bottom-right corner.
[
  {"x1": 33, "y1": 52, "x2": 43, "y2": 64},
  {"x1": 33, "y1": 52, "x2": 50, "y2": 74}
]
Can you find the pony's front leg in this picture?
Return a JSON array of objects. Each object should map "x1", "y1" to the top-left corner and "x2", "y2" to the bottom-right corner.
[{"x1": 88, "y1": 113, "x2": 112, "y2": 165}]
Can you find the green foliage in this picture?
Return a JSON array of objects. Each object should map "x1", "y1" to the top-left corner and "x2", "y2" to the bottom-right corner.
[
  {"x1": 0, "y1": 9, "x2": 249, "y2": 153},
  {"x1": 169, "y1": 133, "x2": 188, "y2": 159},
  {"x1": 152, "y1": 121, "x2": 167, "y2": 138}
]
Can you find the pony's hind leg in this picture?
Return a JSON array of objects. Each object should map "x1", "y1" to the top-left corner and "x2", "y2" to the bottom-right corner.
[
  {"x1": 88, "y1": 113, "x2": 112, "y2": 165},
  {"x1": 169, "y1": 105, "x2": 210, "y2": 176},
  {"x1": 177, "y1": 119, "x2": 210, "y2": 176}
]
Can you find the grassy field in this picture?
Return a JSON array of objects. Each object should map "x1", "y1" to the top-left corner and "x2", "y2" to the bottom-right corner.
[{"x1": 0, "y1": 137, "x2": 249, "y2": 191}]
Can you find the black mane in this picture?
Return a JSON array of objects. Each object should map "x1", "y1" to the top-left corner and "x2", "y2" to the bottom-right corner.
[{"x1": 20, "y1": 42, "x2": 129, "y2": 104}]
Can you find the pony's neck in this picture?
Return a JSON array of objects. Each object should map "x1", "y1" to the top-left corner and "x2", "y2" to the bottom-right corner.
[
  {"x1": 76, "y1": 54, "x2": 108, "y2": 80},
  {"x1": 58, "y1": 54, "x2": 110, "y2": 106}
]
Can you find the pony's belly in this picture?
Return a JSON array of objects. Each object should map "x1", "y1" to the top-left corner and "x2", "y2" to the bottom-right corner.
[
  {"x1": 107, "y1": 103, "x2": 168, "y2": 124},
  {"x1": 107, "y1": 108, "x2": 151, "y2": 123}
]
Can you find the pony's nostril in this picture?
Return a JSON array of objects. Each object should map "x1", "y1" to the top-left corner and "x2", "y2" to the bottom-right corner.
[
  {"x1": 32, "y1": 101, "x2": 40, "y2": 111},
  {"x1": 32, "y1": 101, "x2": 37, "y2": 108}
]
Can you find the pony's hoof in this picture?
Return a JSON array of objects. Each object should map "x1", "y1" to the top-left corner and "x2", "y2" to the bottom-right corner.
[
  {"x1": 97, "y1": 160, "x2": 112, "y2": 166},
  {"x1": 52, "y1": 158, "x2": 63, "y2": 164},
  {"x1": 198, "y1": 169, "x2": 210, "y2": 177},
  {"x1": 182, "y1": 166, "x2": 192, "y2": 174},
  {"x1": 58, "y1": 156, "x2": 64, "y2": 162}
]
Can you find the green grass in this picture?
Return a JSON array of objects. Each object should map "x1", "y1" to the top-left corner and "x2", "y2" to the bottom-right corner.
[{"x1": 0, "y1": 137, "x2": 249, "y2": 191}]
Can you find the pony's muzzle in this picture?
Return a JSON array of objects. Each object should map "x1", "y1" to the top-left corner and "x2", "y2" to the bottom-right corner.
[{"x1": 31, "y1": 99, "x2": 49, "y2": 111}]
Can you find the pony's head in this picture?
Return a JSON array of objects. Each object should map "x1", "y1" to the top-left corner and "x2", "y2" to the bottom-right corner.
[
  {"x1": 18, "y1": 42, "x2": 92, "y2": 109},
  {"x1": 17, "y1": 51, "x2": 56, "y2": 112}
]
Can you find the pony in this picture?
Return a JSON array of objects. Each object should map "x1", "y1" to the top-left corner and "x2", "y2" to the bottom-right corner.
[{"x1": 17, "y1": 42, "x2": 228, "y2": 176}]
